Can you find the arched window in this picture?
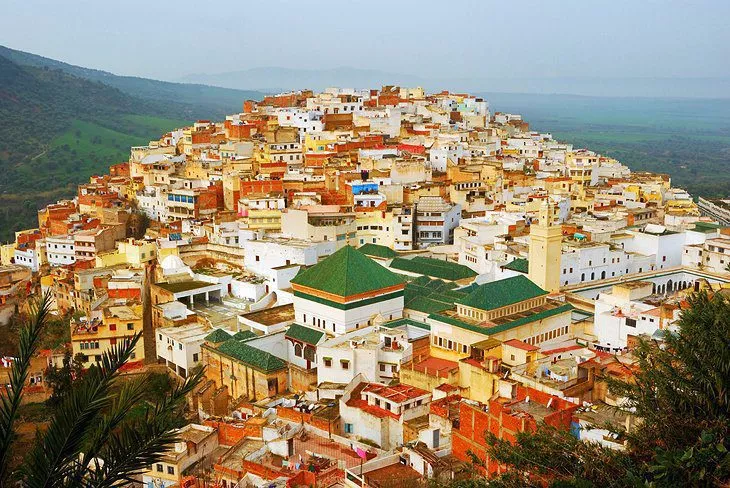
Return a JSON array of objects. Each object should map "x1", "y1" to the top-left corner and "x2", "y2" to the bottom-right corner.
[
  {"x1": 601, "y1": 271, "x2": 606, "y2": 279},
  {"x1": 294, "y1": 343, "x2": 303, "y2": 357}
]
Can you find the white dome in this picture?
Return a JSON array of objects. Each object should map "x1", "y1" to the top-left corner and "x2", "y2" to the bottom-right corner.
[{"x1": 160, "y1": 254, "x2": 186, "y2": 271}]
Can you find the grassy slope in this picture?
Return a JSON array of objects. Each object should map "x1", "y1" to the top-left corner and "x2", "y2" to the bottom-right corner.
[
  {"x1": 0, "y1": 115, "x2": 186, "y2": 241},
  {"x1": 0, "y1": 52, "x2": 195, "y2": 240}
]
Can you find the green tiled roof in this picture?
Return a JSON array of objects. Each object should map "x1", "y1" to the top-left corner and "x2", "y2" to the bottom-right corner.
[
  {"x1": 232, "y1": 330, "x2": 257, "y2": 341},
  {"x1": 693, "y1": 222, "x2": 723, "y2": 232},
  {"x1": 502, "y1": 258, "x2": 529, "y2": 274},
  {"x1": 459, "y1": 276, "x2": 547, "y2": 311},
  {"x1": 216, "y1": 340, "x2": 287, "y2": 373},
  {"x1": 286, "y1": 323, "x2": 325, "y2": 345},
  {"x1": 291, "y1": 246, "x2": 405, "y2": 297},
  {"x1": 406, "y1": 295, "x2": 453, "y2": 314},
  {"x1": 205, "y1": 328, "x2": 233, "y2": 343},
  {"x1": 358, "y1": 243, "x2": 397, "y2": 259},
  {"x1": 403, "y1": 278, "x2": 470, "y2": 314},
  {"x1": 390, "y1": 257, "x2": 477, "y2": 281},
  {"x1": 429, "y1": 303, "x2": 574, "y2": 336}
]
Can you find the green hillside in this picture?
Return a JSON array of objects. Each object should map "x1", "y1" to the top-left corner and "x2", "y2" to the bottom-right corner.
[{"x1": 0, "y1": 54, "x2": 192, "y2": 241}]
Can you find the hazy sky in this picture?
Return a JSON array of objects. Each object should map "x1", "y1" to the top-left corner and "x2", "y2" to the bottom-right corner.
[{"x1": 1, "y1": 0, "x2": 729, "y2": 81}]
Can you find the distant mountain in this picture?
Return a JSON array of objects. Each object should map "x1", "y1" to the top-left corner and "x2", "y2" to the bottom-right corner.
[
  {"x1": 179, "y1": 66, "x2": 428, "y2": 93},
  {"x1": 181, "y1": 66, "x2": 730, "y2": 99},
  {"x1": 0, "y1": 45, "x2": 266, "y2": 117}
]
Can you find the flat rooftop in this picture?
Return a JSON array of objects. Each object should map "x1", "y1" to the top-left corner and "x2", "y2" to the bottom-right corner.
[
  {"x1": 573, "y1": 402, "x2": 630, "y2": 430},
  {"x1": 362, "y1": 383, "x2": 430, "y2": 403},
  {"x1": 216, "y1": 438, "x2": 266, "y2": 470},
  {"x1": 364, "y1": 462, "x2": 422, "y2": 486},
  {"x1": 161, "y1": 323, "x2": 209, "y2": 342},
  {"x1": 240, "y1": 303, "x2": 294, "y2": 326},
  {"x1": 409, "y1": 356, "x2": 459, "y2": 378},
  {"x1": 507, "y1": 398, "x2": 556, "y2": 423},
  {"x1": 156, "y1": 280, "x2": 212, "y2": 293}
]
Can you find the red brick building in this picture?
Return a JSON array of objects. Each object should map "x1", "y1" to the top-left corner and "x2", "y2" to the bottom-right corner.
[{"x1": 452, "y1": 385, "x2": 578, "y2": 476}]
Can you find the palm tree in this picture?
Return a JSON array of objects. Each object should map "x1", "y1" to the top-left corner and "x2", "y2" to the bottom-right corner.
[{"x1": 0, "y1": 292, "x2": 203, "y2": 487}]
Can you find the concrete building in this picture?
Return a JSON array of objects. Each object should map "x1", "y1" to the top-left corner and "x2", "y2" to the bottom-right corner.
[
  {"x1": 45, "y1": 235, "x2": 77, "y2": 267},
  {"x1": 316, "y1": 321, "x2": 429, "y2": 386},
  {"x1": 142, "y1": 424, "x2": 218, "y2": 488},
  {"x1": 71, "y1": 302, "x2": 145, "y2": 369},
  {"x1": 155, "y1": 323, "x2": 210, "y2": 378},
  {"x1": 414, "y1": 196, "x2": 461, "y2": 248},
  {"x1": 593, "y1": 282, "x2": 678, "y2": 351},
  {"x1": 682, "y1": 237, "x2": 730, "y2": 274},
  {"x1": 340, "y1": 379, "x2": 431, "y2": 450}
]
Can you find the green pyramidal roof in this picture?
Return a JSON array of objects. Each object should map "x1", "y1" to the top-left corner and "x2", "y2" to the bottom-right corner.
[
  {"x1": 502, "y1": 258, "x2": 529, "y2": 274},
  {"x1": 205, "y1": 328, "x2": 233, "y2": 343},
  {"x1": 358, "y1": 243, "x2": 397, "y2": 259},
  {"x1": 291, "y1": 246, "x2": 405, "y2": 297},
  {"x1": 458, "y1": 275, "x2": 547, "y2": 311},
  {"x1": 216, "y1": 341, "x2": 287, "y2": 373},
  {"x1": 286, "y1": 323, "x2": 325, "y2": 345}
]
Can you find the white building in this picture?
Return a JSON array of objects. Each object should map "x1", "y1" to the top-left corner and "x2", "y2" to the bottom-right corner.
[
  {"x1": 415, "y1": 196, "x2": 461, "y2": 248},
  {"x1": 46, "y1": 235, "x2": 76, "y2": 266},
  {"x1": 155, "y1": 322, "x2": 209, "y2": 378},
  {"x1": 339, "y1": 378, "x2": 431, "y2": 450},
  {"x1": 13, "y1": 247, "x2": 39, "y2": 272},
  {"x1": 682, "y1": 237, "x2": 730, "y2": 274},
  {"x1": 593, "y1": 282, "x2": 679, "y2": 351},
  {"x1": 316, "y1": 321, "x2": 428, "y2": 386}
]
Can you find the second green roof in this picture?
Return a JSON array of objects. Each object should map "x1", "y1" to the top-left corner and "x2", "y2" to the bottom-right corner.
[{"x1": 458, "y1": 275, "x2": 547, "y2": 311}]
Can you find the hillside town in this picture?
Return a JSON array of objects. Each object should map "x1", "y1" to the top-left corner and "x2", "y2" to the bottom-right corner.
[{"x1": 1, "y1": 86, "x2": 729, "y2": 488}]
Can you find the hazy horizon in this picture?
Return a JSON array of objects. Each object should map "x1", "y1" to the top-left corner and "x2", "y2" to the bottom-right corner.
[{"x1": 2, "y1": 0, "x2": 729, "y2": 98}]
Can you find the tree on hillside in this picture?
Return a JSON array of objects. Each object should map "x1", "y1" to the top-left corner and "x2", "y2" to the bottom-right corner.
[
  {"x1": 0, "y1": 292, "x2": 203, "y2": 486},
  {"x1": 44, "y1": 350, "x2": 85, "y2": 408},
  {"x1": 443, "y1": 291, "x2": 730, "y2": 488},
  {"x1": 126, "y1": 209, "x2": 150, "y2": 240}
]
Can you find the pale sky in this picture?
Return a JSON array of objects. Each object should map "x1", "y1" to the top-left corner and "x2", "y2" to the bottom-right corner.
[{"x1": 1, "y1": 0, "x2": 729, "y2": 82}]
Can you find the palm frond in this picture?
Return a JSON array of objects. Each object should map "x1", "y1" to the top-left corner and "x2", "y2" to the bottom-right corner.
[
  {"x1": 0, "y1": 291, "x2": 52, "y2": 482},
  {"x1": 85, "y1": 368, "x2": 204, "y2": 488},
  {"x1": 22, "y1": 334, "x2": 141, "y2": 488}
]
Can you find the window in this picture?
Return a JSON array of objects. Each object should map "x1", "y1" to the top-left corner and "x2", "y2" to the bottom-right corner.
[
  {"x1": 127, "y1": 323, "x2": 134, "y2": 331},
  {"x1": 344, "y1": 423, "x2": 354, "y2": 434},
  {"x1": 380, "y1": 364, "x2": 386, "y2": 372},
  {"x1": 193, "y1": 353, "x2": 199, "y2": 362},
  {"x1": 156, "y1": 464, "x2": 163, "y2": 472},
  {"x1": 341, "y1": 360, "x2": 350, "y2": 370},
  {"x1": 626, "y1": 318, "x2": 637, "y2": 328},
  {"x1": 294, "y1": 343, "x2": 303, "y2": 358},
  {"x1": 323, "y1": 357, "x2": 332, "y2": 367},
  {"x1": 255, "y1": 255, "x2": 260, "y2": 262},
  {"x1": 167, "y1": 466, "x2": 174, "y2": 475},
  {"x1": 178, "y1": 343, "x2": 183, "y2": 350},
  {"x1": 109, "y1": 324, "x2": 116, "y2": 331}
]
